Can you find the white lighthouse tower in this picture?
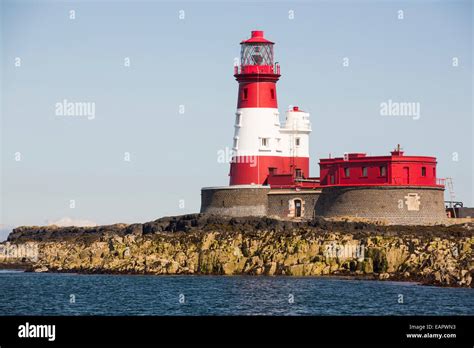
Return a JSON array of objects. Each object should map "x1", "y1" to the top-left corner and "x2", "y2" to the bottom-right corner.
[{"x1": 230, "y1": 30, "x2": 312, "y2": 186}]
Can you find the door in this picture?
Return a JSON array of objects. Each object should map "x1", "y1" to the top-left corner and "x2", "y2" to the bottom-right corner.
[
  {"x1": 402, "y1": 167, "x2": 410, "y2": 184},
  {"x1": 294, "y1": 200, "x2": 302, "y2": 217}
]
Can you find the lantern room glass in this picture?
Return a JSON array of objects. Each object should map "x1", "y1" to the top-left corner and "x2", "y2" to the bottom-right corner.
[{"x1": 241, "y1": 43, "x2": 274, "y2": 66}]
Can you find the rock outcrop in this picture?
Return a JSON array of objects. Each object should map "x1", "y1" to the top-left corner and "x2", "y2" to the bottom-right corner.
[{"x1": 2, "y1": 214, "x2": 473, "y2": 287}]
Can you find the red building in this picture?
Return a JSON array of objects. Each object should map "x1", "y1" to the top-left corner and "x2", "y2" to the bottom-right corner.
[{"x1": 319, "y1": 146, "x2": 443, "y2": 188}]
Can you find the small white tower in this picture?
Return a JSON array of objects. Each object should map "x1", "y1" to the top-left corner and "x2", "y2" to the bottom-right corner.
[{"x1": 280, "y1": 106, "x2": 312, "y2": 161}]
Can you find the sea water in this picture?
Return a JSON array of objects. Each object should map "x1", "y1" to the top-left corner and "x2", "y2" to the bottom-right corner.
[{"x1": 0, "y1": 272, "x2": 472, "y2": 316}]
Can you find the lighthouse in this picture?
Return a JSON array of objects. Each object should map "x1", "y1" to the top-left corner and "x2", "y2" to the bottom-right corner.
[
  {"x1": 201, "y1": 30, "x2": 445, "y2": 225},
  {"x1": 230, "y1": 30, "x2": 312, "y2": 186}
]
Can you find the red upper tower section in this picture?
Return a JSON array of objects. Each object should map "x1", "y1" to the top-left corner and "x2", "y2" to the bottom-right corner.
[{"x1": 234, "y1": 30, "x2": 280, "y2": 109}]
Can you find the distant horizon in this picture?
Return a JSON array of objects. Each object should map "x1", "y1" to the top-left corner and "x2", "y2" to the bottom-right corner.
[{"x1": 1, "y1": 0, "x2": 472, "y2": 232}]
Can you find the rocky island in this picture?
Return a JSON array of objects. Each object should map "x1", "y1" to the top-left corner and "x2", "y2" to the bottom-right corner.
[{"x1": 1, "y1": 214, "x2": 472, "y2": 288}]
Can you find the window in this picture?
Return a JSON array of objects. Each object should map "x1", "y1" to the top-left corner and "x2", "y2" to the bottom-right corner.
[
  {"x1": 275, "y1": 138, "x2": 282, "y2": 152},
  {"x1": 241, "y1": 43, "x2": 274, "y2": 66},
  {"x1": 270, "y1": 89, "x2": 275, "y2": 99},
  {"x1": 269, "y1": 167, "x2": 277, "y2": 175},
  {"x1": 274, "y1": 112, "x2": 280, "y2": 125},
  {"x1": 380, "y1": 166, "x2": 387, "y2": 177},
  {"x1": 235, "y1": 113, "x2": 241, "y2": 126},
  {"x1": 233, "y1": 137, "x2": 239, "y2": 149},
  {"x1": 243, "y1": 88, "x2": 248, "y2": 100},
  {"x1": 433, "y1": 168, "x2": 436, "y2": 177},
  {"x1": 295, "y1": 169, "x2": 302, "y2": 178},
  {"x1": 330, "y1": 175, "x2": 335, "y2": 184},
  {"x1": 259, "y1": 137, "x2": 270, "y2": 150},
  {"x1": 344, "y1": 167, "x2": 350, "y2": 178},
  {"x1": 362, "y1": 167, "x2": 368, "y2": 177},
  {"x1": 295, "y1": 138, "x2": 301, "y2": 147},
  {"x1": 421, "y1": 167, "x2": 426, "y2": 177}
]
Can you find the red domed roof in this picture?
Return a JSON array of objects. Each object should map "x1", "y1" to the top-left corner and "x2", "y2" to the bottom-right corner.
[{"x1": 241, "y1": 30, "x2": 274, "y2": 44}]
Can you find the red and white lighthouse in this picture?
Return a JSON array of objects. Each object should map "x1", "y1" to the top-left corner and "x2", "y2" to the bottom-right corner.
[
  {"x1": 230, "y1": 30, "x2": 312, "y2": 186},
  {"x1": 202, "y1": 30, "x2": 447, "y2": 224}
]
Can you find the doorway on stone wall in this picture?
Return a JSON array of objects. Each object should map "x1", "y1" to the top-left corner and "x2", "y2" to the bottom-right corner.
[{"x1": 294, "y1": 199, "x2": 302, "y2": 217}]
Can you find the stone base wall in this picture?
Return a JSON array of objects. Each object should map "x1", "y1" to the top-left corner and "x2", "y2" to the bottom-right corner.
[
  {"x1": 202, "y1": 185, "x2": 447, "y2": 225},
  {"x1": 200, "y1": 186, "x2": 320, "y2": 220},
  {"x1": 314, "y1": 186, "x2": 447, "y2": 225},
  {"x1": 200, "y1": 186, "x2": 270, "y2": 217},
  {"x1": 267, "y1": 191, "x2": 321, "y2": 220},
  {"x1": 456, "y1": 208, "x2": 474, "y2": 219}
]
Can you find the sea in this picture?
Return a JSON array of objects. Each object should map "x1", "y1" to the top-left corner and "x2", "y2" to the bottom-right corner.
[{"x1": 0, "y1": 271, "x2": 472, "y2": 316}]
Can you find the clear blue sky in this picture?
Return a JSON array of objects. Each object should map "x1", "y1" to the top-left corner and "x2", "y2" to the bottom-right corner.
[{"x1": 1, "y1": 0, "x2": 472, "y2": 236}]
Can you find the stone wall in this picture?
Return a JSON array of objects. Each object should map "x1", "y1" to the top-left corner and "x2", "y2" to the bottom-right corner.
[
  {"x1": 201, "y1": 186, "x2": 320, "y2": 219},
  {"x1": 267, "y1": 190, "x2": 321, "y2": 220},
  {"x1": 201, "y1": 185, "x2": 448, "y2": 225},
  {"x1": 457, "y1": 208, "x2": 474, "y2": 218},
  {"x1": 315, "y1": 186, "x2": 447, "y2": 225},
  {"x1": 200, "y1": 186, "x2": 270, "y2": 217}
]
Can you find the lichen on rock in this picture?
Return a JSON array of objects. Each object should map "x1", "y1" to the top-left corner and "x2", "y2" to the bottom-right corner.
[{"x1": 2, "y1": 214, "x2": 473, "y2": 287}]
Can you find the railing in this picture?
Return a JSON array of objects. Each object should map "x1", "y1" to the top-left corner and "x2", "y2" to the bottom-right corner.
[
  {"x1": 234, "y1": 63, "x2": 280, "y2": 75},
  {"x1": 295, "y1": 178, "x2": 320, "y2": 183},
  {"x1": 389, "y1": 177, "x2": 445, "y2": 187},
  {"x1": 267, "y1": 173, "x2": 321, "y2": 189},
  {"x1": 445, "y1": 200, "x2": 463, "y2": 208},
  {"x1": 319, "y1": 175, "x2": 445, "y2": 188}
]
